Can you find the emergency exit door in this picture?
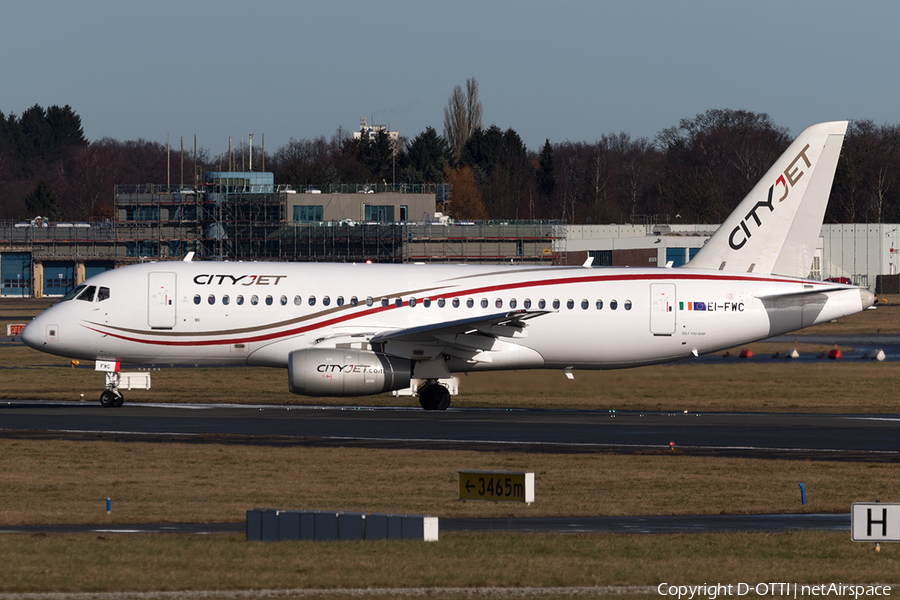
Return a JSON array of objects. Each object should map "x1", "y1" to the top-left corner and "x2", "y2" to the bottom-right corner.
[
  {"x1": 148, "y1": 272, "x2": 176, "y2": 328},
  {"x1": 650, "y1": 283, "x2": 676, "y2": 335}
]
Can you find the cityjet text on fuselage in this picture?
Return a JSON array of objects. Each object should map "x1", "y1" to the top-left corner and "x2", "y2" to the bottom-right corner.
[
  {"x1": 193, "y1": 274, "x2": 287, "y2": 286},
  {"x1": 317, "y1": 364, "x2": 386, "y2": 374},
  {"x1": 729, "y1": 143, "x2": 812, "y2": 250}
]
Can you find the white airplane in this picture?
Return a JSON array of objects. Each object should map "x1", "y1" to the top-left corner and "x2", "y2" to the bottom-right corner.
[{"x1": 22, "y1": 121, "x2": 873, "y2": 410}]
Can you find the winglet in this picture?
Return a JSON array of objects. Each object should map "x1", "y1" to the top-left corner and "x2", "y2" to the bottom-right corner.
[
  {"x1": 183, "y1": 251, "x2": 195, "y2": 262},
  {"x1": 686, "y1": 121, "x2": 848, "y2": 277}
]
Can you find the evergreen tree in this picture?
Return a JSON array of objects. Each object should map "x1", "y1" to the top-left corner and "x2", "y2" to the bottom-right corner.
[
  {"x1": 537, "y1": 139, "x2": 556, "y2": 199},
  {"x1": 24, "y1": 179, "x2": 63, "y2": 220},
  {"x1": 405, "y1": 127, "x2": 449, "y2": 183}
]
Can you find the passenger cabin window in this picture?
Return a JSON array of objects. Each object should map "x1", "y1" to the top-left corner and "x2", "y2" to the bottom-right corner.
[
  {"x1": 193, "y1": 294, "x2": 201, "y2": 305},
  {"x1": 237, "y1": 295, "x2": 244, "y2": 305},
  {"x1": 250, "y1": 295, "x2": 259, "y2": 306}
]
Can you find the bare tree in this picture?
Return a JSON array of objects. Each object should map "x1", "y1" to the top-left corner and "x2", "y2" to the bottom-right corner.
[{"x1": 443, "y1": 77, "x2": 482, "y2": 164}]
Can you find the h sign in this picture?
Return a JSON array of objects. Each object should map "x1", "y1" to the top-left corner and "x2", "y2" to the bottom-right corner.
[{"x1": 851, "y1": 503, "x2": 900, "y2": 542}]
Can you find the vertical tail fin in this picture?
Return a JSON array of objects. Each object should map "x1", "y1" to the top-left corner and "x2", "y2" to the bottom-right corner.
[{"x1": 685, "y1": 121, "x2": 848, "y2": 277}]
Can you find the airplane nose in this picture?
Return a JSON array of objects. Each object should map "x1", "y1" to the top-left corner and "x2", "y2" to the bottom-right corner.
[{"x1": 21, "y1": 320, "x2": 41, "y2": 349}]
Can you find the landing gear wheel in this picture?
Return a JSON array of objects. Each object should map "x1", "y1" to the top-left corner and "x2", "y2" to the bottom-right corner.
[
  {"x1": 100, "y1": 390, "x2": 123, "y2": 408},
  {"x1": 418, "y1": 384, "x2": 451, "y2": 411}
]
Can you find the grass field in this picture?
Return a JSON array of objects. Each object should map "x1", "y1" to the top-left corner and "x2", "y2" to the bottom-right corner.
[
  {"x1": 3, "y1": 440, "x2": 899, "y2": 526},
  {"x1": 1, "y1": 295, "x2": 898, "y2": 595},
  {"x1": 0, "y1": 531, "x2": 896, "y2": 594}
]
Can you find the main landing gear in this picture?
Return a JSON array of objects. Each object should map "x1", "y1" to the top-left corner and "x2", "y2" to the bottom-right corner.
[{"x1": 418, "y1": 380, "x2": 451, "y2": 411}]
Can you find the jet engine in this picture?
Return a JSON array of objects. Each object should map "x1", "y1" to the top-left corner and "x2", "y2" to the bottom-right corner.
[{"x1": 288, "y1": 348, "x2": 411, "y2": 396}]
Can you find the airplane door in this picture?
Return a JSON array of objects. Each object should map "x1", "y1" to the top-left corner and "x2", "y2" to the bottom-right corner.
[
  {"x1": 650, "y1": 283, "x2": 676, "y2": 336},
  {"x1": 148, "y1": 272, "x2": 177, "y2": 328}
]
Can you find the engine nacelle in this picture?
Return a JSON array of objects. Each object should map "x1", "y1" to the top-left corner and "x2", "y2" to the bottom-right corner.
[{"x1": 288, "y1": 348, "x2": 411, "y2": 396}]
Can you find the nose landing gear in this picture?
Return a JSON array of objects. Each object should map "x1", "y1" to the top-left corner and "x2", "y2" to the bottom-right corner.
[
  {"x1": 100, "y1": 372, "x2": 125, "y2": 408},
  {"x1": 96, "y1": 364, "x2": 150, "y2": 408},
  {"x1": 100, "y1": 388, "x2": 124, "y2": 408}
]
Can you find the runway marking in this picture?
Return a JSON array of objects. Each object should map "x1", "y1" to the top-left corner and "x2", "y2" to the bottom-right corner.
[{"x1": 18, "y1": 428, "x2": 897, "y2": 457}]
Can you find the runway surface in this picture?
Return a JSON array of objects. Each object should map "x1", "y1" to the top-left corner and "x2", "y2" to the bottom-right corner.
[{"x1": 1, "y1": 400, "x2": 898, "y2": 460}]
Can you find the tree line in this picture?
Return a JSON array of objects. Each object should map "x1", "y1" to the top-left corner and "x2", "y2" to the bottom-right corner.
[{"x1": 1, "y1": 99, "x2": 899, "y2": 225}]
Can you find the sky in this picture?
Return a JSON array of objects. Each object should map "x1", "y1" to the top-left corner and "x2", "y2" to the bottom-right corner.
[{"x1": 3, "y1": 0, "x2": 899, "y2": 156}]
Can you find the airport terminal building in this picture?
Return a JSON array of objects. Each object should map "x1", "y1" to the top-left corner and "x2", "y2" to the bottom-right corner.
[{"x1": 1, "y1": 171, "x2": 898, "y2": 297}]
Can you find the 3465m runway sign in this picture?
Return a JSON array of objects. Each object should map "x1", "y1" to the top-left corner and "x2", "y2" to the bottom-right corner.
[{"x1": 459, "y1": 470, "x2": 534, "y2": 504}]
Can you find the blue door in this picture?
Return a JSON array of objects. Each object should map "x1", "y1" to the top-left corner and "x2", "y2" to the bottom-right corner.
[
  {"x1": 43, "y1": 261, "x2": 75, "y2": 296},
  {"x1": 1, "y1": 253, "x2": 32, "y2": 297}
]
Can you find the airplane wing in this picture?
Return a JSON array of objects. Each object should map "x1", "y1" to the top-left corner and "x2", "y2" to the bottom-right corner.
[
  {"x1": 356, "y1": 309, "x2": 553, "y2": 374},
  {"x1": 370, "y1": 309, "x2": 551, "y2": 344}
]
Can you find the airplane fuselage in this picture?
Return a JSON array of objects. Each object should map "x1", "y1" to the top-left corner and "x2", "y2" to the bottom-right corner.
[{"x1": 23, "y1": 260, "x2": 870, "y2": 372}]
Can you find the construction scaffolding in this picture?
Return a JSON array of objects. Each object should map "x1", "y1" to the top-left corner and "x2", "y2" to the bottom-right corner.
[{"x1": 1, "y1": 177, "x2": 566, "y2": 297}]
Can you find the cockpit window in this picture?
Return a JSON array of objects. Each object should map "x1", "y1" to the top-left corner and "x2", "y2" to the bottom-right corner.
[
  {"x1": 76, "y1": 286, "x2": 96, "y2": 302},
  {"x1": 59, "y1": 285, "x2": 86, "y2": 303},
  {"x1": 98, "y1": 287, "x2": 110, "y2": 302}
]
